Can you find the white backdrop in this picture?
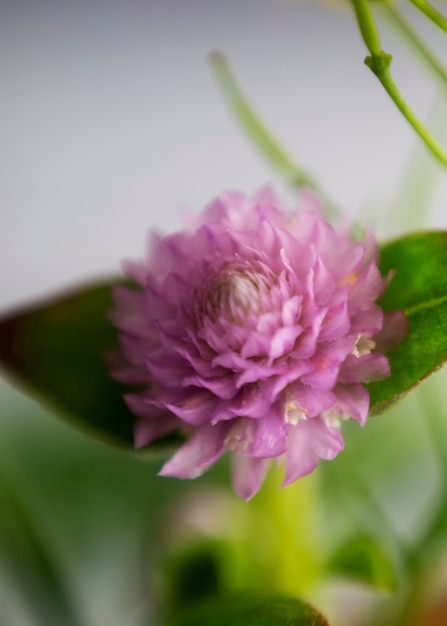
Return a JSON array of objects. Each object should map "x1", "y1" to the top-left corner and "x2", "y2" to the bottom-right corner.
[{"x1": 1, "y1": 0, "x2": 446, "y2": 311}]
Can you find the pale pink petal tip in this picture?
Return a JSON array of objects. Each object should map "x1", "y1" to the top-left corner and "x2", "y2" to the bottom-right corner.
[
  {"x1": 109, "y1": 186, "x2": 404, "y2": 498},
  {"x1": 231, "y1": 454, "x2": 270, "y2": 501},
  {"x1": 159, "y1": 424, "x2": 227, "y2": 479}
]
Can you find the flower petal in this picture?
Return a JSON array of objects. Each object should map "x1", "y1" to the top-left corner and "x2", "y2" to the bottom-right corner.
[
  {"x1": 283, "y1": 418, "x2": 344, "y2": 486},
  {"x1": 231, "y1": 454, "x2": 270, "y2": 501},
  {"x1": 159, "y1": 423, "x2": 229, "y2": 479}
]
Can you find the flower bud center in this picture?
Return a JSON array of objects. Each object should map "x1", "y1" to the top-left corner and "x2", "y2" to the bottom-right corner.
[{"x1": 205, "y1": 267, "x2": 264, "y2": 323}]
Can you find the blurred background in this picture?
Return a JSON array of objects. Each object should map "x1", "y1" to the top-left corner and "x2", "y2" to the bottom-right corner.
[{"x1": 1, "y1": 0, "x2": 447, "y2": 624}]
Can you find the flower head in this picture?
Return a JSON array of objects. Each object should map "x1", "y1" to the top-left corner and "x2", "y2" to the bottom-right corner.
[{"x1": 111, "y1": 188, "x2": 391, "y2": 500}]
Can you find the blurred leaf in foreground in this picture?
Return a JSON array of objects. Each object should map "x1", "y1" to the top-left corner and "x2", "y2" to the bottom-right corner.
[
  {"x1": 0, "y1": 281, "x2": 135, "y2": 448},
  {"x1": 166, "y1": 593, "x2": 329, "y2": 626},
  {"x1": 328, "y1": 535, "x2": 397, "y2": 592}
]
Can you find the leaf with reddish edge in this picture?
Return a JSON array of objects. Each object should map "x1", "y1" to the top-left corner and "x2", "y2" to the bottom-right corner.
[{"x1": 0, "y1": 280, "x2": 180, "y2": 454}]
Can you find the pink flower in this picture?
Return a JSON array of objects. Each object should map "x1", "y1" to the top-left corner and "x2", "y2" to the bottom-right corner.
[{"x1": 110, "y1": 188, "x2": 391, "y2": 500}]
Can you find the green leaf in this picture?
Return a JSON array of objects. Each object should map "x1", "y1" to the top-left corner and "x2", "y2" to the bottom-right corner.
[
  {"x1": 0, "y1": 281, "x2": 134, "y2": 447},
  {"x1": 166, "y1": 593, "x2": 329, "y2": 626},
  {"x1": 327, "y1": 535, "x2": 397, "y2": 592},
  {"x1": 0, "y1": 281, "x2": 181, "y2": 453},
  {"x1": 369, "y1": 231, "x2": 447, "y2": 413},
  {"x1": 0, "y1": 452, "x2": 81, "y2": 625}
]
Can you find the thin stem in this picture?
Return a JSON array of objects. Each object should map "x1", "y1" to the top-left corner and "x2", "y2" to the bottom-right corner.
[
  {"x1": 378, "y1": 68, "x2": 447, "y2": 165},
  {"x1": 408, "y1": 0, "x2": 447, "y2": 33},
  {"x1": 351, "y1": 0, "x2": 447, "y2": 167},
  {"x1": 382, "y1": 1, "x2": 447, "y2": 91},
  {"x1": 351, "y1": 0, "x2": 382, "y2": 54},
  {"x1": 383, "y1": 97, "x2": 445, "y2": 235},
  {"x1": 209, "y1": 51, "x2": 341, "y2": 220}
]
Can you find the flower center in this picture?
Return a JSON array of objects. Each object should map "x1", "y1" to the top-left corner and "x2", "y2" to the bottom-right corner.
[{"x1": 205, "y1": 267, "x2": 264, "y2": 322}]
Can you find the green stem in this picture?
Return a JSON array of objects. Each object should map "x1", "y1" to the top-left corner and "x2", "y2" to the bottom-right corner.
[
  {"x1": 383, "y1": 98, "x2": 445, "y2": 235},
  {"x1": 377, "y1": 68, "x2": 447, "y2": 165},
  {"x1": 209, "y1": 51, "x2": 340, "y2": 220},
  {"x1": 408, "y1": 0, "x2": 447, "y2": 33},
  {"x1": 252, "y1": 467, "x2": 322, "y2": 597},
  {"x1": 382, "y1": 1, "x2": 447, "y2": 91},
  {"x1": 351, "y1": 0, "x2": 447, "y2": 167},
  {"x1": 351, "y1": 0, "x2": 382, "y2": 54}
]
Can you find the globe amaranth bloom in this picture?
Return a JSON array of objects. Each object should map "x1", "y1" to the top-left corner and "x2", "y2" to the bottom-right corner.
[{"x1": 110, "y1": 188, "x2": 395, "y2": 500}]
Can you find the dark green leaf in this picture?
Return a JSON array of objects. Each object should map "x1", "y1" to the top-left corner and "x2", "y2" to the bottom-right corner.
[
  {"x1": 369, "y1": 231, "x2": 447, "y2": 413},
  {"x1": 0, "y1": 281, "x2": 134, "y2": 447},
  {"x1": 0, "y1": 281, "x2": 181, "y2": 453},
  {"x1": 328, "y1": 536, "x2": 397, "y2": 592},
  {"x1": 166, "y1": 593, "x2": 329, "y2": 626},
  {"x1": 163, "y1": 541, "x2": 222, "y2": 613}
]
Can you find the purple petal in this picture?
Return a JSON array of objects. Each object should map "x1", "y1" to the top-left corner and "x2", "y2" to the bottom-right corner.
[
  {"x1": 163, "y1": 391, "x2": 221, "y2": 426},
  {"x1": 145, "y1": 355, "x2": 192, "y2": 386},
  {"x1": 269, "y1": 325, "x2": 303, "y2": 360},
  {"x1": 332, "y1": 383, "x2": 370, "y2": 425},
  {"x1": 159, "y1": 423, "x2": 230, "y2": 479},
  {"x1": 227, "y1": 405, "x2": 288, "y2": 457},
  {"x1": 281, "y1": 295, "x2": 302, "y2": 326},
  {"x1": 181, "y1": 372, "x2": 238, "y2": 399},
  {"x1": 349, "y1": 306, "x2": 384, "y2": 336},
  {"x1": 291, "y1": 310, "x2": 326, "y2": 359},
  {"x1": 134, "y1": 413, "x2": 183, "y2": 448},
  {"x1": 318, "y1": 300, "x2": 350, "y2": 342},
  {"x1": 312, "y1": 255, "x2": 336, "y2": 306},
  {"x1": 285, "y1": 382, "x2": 335, "y2": 418},
  {"x1": 241, "y1": 331, "x2": 273, "y2": 359},
  {"x1": 283, "y1": 418, "x2": 344, "y2": 486},
  {"x1": 231, "y1": 454, "x2": 270, "y2": 501},
  {"x1": 340, "y1": 353, "x2": 390, "y2": 383},
  {"x1": 300, "y1": 367, "x2": 340, "y2": 390},
  {"x1": 348, "y1": 263, "x2": 383, "y2": 311},
  {"x1": 207, "y1": 383, "x2": 284, "y2": 424}
]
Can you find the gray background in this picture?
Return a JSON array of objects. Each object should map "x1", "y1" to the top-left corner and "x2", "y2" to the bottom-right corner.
[{"x1": 1, "y1": 0, "x2": 446, "y2": 310}]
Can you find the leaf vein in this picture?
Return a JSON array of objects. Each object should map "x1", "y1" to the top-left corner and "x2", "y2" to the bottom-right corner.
[{"x1": 404, "y1": 292, "x2": 447, "y2": 316}]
